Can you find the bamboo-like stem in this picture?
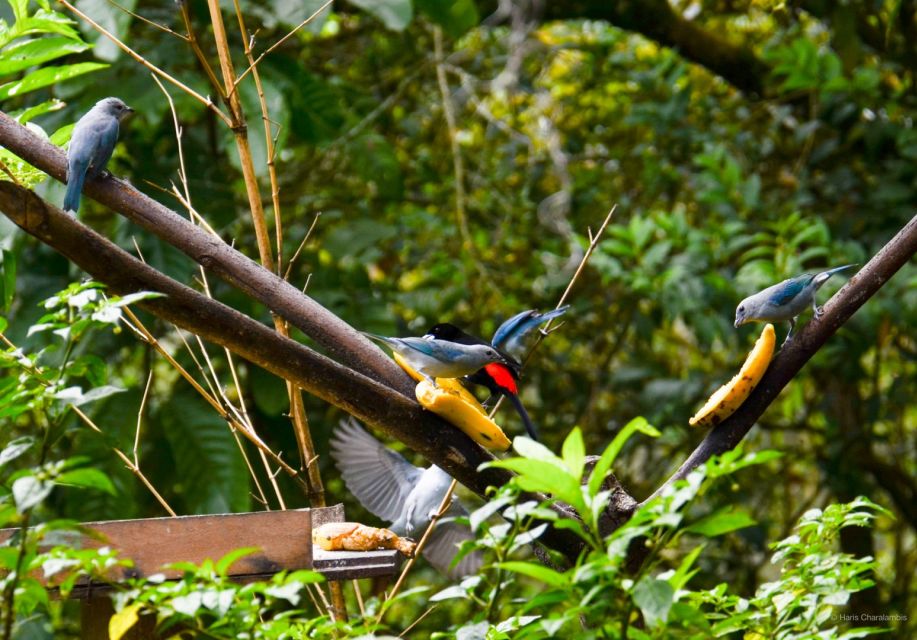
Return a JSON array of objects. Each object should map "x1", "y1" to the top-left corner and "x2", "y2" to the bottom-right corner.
[
  {"x1": 205, "y1": 0, "x2": 337, "y2": 613},
  {"x1": 233, "y1": 1, "x2": 284, "y2": 273}
]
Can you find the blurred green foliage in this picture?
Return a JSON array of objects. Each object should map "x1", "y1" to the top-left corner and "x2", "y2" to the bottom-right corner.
[{"x1": 0, "y1": 0, "x2": 914, "y2": 636}]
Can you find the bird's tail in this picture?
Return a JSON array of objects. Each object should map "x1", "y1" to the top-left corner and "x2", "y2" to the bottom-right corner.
[
  {"x1": 362, "y1": 332, "x2": 391, "y2": 345},
  {"x1": 814, "y1": 264, "x2": 858, "y2": 288},
  {"x1": 505, "y1": 392, "x2": 538, "y2": 441},
  {"x1": 62, "y1": 168, "x2": 85, "y2": 213}
]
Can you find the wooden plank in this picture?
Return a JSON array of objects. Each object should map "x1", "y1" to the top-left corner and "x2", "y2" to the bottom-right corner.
[{"x1": 0, "y1": 508, "x2": 313, "y2": 588}]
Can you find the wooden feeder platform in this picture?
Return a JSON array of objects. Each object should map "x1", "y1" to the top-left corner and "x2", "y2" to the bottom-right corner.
[{"x1": 0, "y1": 504, "x2": 403, "y2": 638}]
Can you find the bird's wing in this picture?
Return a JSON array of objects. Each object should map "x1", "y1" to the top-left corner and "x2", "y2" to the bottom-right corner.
[
  {"x1": 422, "y1": 504, "x2": 484, "y2": 577},
  {"x1": 768, "y1": 275, "x2": 813, "y2": 306},
  {"x1": 88, "y1": 119, "x2": 120, "y2": 174},
  {"x1": 330, "y1": 418, "x2": 423, "y2": 522},
  {"x1": 491, "y1": 310, "x2": 536, "y2": 349}
]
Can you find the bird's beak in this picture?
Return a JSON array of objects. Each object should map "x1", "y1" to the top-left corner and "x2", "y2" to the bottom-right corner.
[
  {"x1": 125, "y1": 106, "x2": 135, "y2": 114},
  {"x1": 734, "y1": 319, "x2": 742, "y2": 328}
]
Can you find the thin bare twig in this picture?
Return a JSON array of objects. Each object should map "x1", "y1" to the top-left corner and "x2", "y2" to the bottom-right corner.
[
  {"x1": 233, "y1": 0, "x2": 334, "y2": 90},
  {"x1": 283, "y1": 212, "x2": 322, "y2": 281},
  {"x1": 107, "y1": 0, "x2": 188, "y2": 40},
  {"x1": 58, "y1": 0, "x2": 231, "y2": 127}
]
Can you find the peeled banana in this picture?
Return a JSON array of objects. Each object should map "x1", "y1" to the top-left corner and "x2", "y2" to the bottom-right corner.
[
  {"x1": 312, "y1": 522, "x2": 416, "y2": 557},
  {"x1": 393, "y1": 352, "x2": 511, "y2": 450},
  {"x1": 689, "y1": 323, "x2": 776, "y2": 428}
]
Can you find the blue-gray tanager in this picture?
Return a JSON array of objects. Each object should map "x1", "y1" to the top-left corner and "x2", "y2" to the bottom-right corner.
[
  {"x1": 734, "y1": 264, "x2": 857, "y2": 341},
  {"x1": 491, "y1": 305, "x2": 570, "y2": 361},
  {"x1": 64, "y1": 97, "x2": 133, "y2": 213},
  {"x1": 422, "y1": 322, "x2": 539, "y2": 440},
  {"x1": 364, "y1": 332, "x2": 512, "y2": 385},
  {"x1": 330, "y1": 418, "x2": 483, "y2": 577}
]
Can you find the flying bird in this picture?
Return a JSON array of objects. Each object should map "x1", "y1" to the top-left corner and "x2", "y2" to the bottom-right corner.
[{"x1": 330, "y1": 418, "x2": 483, "y2": 577}]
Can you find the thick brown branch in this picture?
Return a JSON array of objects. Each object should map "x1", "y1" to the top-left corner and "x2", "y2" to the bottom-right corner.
[
  {"x1": 0, "y1": 182, "x2": 586, "y2": 559},
  {"x1": 0, "y1": 111, "x2": 412, "y2": 398},
  {"x1": 645, "y1": 213, "x2": 917, "y2": 504}
]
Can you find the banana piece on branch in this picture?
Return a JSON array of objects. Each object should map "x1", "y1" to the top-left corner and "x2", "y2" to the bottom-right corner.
[
  {"x1": 689, "y1": 323, "x2": 776, "y2": 428},
  {"x1": 393, "y1": 352, "x2": 512, "y2": 451}
]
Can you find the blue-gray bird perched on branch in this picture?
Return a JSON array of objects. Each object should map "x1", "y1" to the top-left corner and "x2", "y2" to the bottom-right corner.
[
  {"x1": 363, "y1": 332, "x2": 513, "y2": 386},
  {"x1": 734, "y1": 264, "x2": 857, "y2": 342},
  {"x1": 330, "y1": 418, "x2": 483, "y2": 577},
  {"x1": 63, "y1": 97, "x2": 133, "y2": 213}
]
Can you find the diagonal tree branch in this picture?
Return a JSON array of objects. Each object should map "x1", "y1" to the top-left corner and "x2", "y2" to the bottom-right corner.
[
  {"x1": 0, "y1": 181, "x2": 587, "y2": 559},
  {"x1": 0, "y1": 111, "x2": 413, "y2": 398},
  {"x1": 645, "y1": 213, "x2": 917, "y2": 504}
]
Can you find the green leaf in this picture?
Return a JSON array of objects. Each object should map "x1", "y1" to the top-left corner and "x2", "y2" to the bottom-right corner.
[
  {"x1": 670, "y1": 543, "x2": 704, "y2": 590},
  {"x1": 12, "y1": 475, "x2": 53, "y2": 512},
  {"x1": 497, "y1": 561, "x2": 568, "y2": 588},
  {"x1": 561, "y1": 427, "x2": 585, "y2": 481},
  {"x1": 489, "y1": 458, "x2": 585, "y2": 514},
  {"x1": 0, "y1": 36, "x2": 89, "y2": 75},
  {"x1": 512, "y1": 435, "x2": 563, "y2": 465},
  {"x1": 0, "y1": 436, "x2": 33, "y2": 467},
  {"x1": 632, "y1": 577, "x2": 674, "y2": 627},
  {"x1": 54, "y1": 468, "x2": 116, "y2": 495},
  {"x1": 347, "y1": 0, "x2": 413, "y2": 30},
  {"x1": 588, "y1": 417, "x2": 660, "y2": 497},
  {"x1": 216, "y1": 547, "x2": 259, "y2": 576},
  {"x1": 686, "y1": 506, "x2": 756, "y2": 537},
  {"x1": 11, "y1": 98, "x2": 64, "y2": 124},
  {"x1": 0, "y1": 61, "x2": 107, "y2": 99}
]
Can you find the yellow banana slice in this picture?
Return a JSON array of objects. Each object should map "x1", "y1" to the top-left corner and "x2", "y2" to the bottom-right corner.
[
  {"x1": 393, "y1": 352, "x2": 487, "y2": 411},
  {"x1": 689, "y1": 323, "x2": 776, "y2": 428},
  {"x1": 415, "y1": 380, "x2": 511, "y2": 450}
]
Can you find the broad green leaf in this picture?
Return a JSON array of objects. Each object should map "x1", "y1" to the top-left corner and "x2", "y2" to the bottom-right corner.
[
  {"x1": 560, "y1": 427, "x2": 585, "y2": 481},
  {"x1": 686, "y1": 506, "x2": 756, "y2": 537},
  {"x1": 0, "y1": 36, "x2": 89, "y2": 75},
  {"x1": 632, "y1": 577, "x2": 674, "y2": 627},
  {"x1": 0, "y1": 61, "x2": 107, "y2": 99},
  {"x1": 109, "y1": 603, "x2": 141, "y2": 640},
  {"x1": 12, "y1": 98, "x2": 64, "y2": 124},
  {"x1": 54, "y1": 468, "x2": 116, "y2": 495},
  {"x1": 489, "y1": 458, "x2": 585, "y2": 514},
  {"x1": 512, "y1": 436, "x2": 563, "y2": 465},
  {"x1": 497, "y1": 561, "x2": 568, "y2": 588},
  {"x1": 347, "y1": 0, "x2": 413, "y2": 31}
]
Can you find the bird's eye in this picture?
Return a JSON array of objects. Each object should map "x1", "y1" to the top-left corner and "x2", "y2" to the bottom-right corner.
[{"x1": 738, "y1": 305, "x2": 745, "y2": 314}]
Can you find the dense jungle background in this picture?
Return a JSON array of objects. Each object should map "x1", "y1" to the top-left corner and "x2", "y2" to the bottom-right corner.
[{"x1": 0, "y1": 0, "x2": 914, "y2": 637}]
